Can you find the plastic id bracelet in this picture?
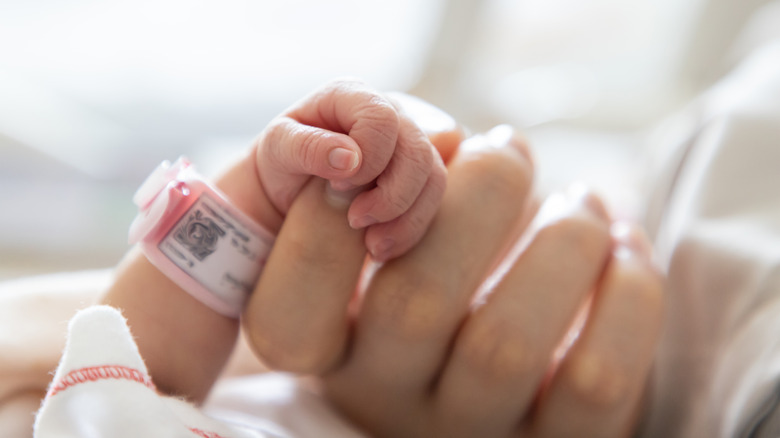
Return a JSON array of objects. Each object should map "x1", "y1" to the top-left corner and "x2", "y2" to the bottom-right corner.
[{"x1": 129, "y1": 157, "x2": 275, "y2": 318}]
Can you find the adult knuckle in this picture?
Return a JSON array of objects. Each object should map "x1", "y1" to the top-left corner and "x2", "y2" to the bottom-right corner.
[
  {"x1": 613, "y1": 263, "x2": 665, "y2": 316},
  {"x1": 370, "y1": 273, "x2": 451, "y2": 339},
  {"x1": 457, "y1": 321, "x2": 537, "y2": 381},
  {"x1": 565, "y1": 353, "x2": 628, "y2": 409},
  {"x1": 467, "y1": 153, "x2": 533, "y2": 203},
  {"x1": 537, "y1": 215, "x2": 610, "y2": 263},
  {"x1": 284, "y1": 230, "x2": 344, "y2": 272},
  {"x1": 251, "y1": 332, "x2": 336, "y2": 374},
  {"x1": 247, "y1": 301, "x2": 344, "y2": 374}
]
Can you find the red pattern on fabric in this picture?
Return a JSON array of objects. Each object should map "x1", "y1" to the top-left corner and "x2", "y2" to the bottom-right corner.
[
  {"x1": 47, "y1": 364, "x2": 156, "y2": 397},
  {"x1": 189, "y1": 427, "x2": 229, "y2": 438}
]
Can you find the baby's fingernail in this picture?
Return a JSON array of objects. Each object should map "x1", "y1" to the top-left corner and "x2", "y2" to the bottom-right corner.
[
  {"x1": 329, "y1": 148, "x2": 359, "y2": 171},
  {"x1": 325, "y1": 182, "x2": 362, "y2": 209},
  {"x1": 371, "y1": 238, "x2": 395, "y2": 261},
  {"x1": 350, "y1": 214, "x2": 377, "y2": 229}
]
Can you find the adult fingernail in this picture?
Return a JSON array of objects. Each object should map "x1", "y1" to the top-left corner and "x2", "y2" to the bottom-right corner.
[
  {"x1": 567, "y1": 182, "x2": 609, "y2": 221},
  {"x1": 611, "y1": 221, "x2": 657, "y2": 266},
  {"x1": 458, "y1": 126, "x2": 514, "y2": 155},
  {"x1": 386, "y1": 91, "x2": 457, "y2": 134},
  {"x1": 611, "y1": 222, "x2": 645, "y2": 250},
  {"x1": 487, "y1": 124, "x2": 532, "y2": 161},
  {"x1": 485, "y1": 124, "x2": 515, "y2": 147},
  {"x1": 350, "y1": 214, "x2": 377, "y2": 229},
  {"x1": 533, "y1": 192, "x2": 568, "y2": 226},
  {"x1": 324, "y1": 181, "x2": 362, "y2": 209},
  {"x1": 330, "y1": 180, "x2": 357, "y2": 191},
  {"x1": 329, "y1": 148, "x2": 359, "y2": 171},
  {"x1": 371, "y1": 238, "x2": 395, "y2": 261}
]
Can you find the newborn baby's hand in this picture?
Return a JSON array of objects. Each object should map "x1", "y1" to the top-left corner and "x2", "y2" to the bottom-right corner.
[{"x1": 254, "y1": 79, "x2": 447, "y2": 261}]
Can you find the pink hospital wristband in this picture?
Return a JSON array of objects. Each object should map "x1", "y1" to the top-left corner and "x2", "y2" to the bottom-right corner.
[{"x1": 128, "y1": 157, "x2": 275, "y2": 318}]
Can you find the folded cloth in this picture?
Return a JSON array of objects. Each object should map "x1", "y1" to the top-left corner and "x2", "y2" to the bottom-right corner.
[
  {"x1": 34, "y1": 305, "x2": 274, "y2": 438},
  {"x1": 638, "y1": 40, "x2": 780, "y2": 438}
]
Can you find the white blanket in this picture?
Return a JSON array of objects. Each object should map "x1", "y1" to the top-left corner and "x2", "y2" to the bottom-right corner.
[{"x1": 34, "y1": 305, "x2": 365, "y2": 438}]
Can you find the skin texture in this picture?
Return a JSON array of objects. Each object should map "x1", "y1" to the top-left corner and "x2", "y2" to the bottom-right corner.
[
  {"x1": 0, "y1": 81, "x2": 662, "y2": 437},
  {"x1": 102, "y1": 79, "x2": 448, "y2": 403},
  {"x1": 256, "y1": 79, "x2": 447, "y2": 261},
  {"x1": 246, "y1": 124, "x2": 665, "y2": 438}
]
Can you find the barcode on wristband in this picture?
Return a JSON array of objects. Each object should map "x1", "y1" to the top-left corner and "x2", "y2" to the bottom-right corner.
[{"x1": 158, "y1": 194, "x2": 268, "y2": 302}]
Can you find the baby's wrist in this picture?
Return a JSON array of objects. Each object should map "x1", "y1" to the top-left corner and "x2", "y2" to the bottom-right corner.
[{"x1": 129, "y1": 157, "x2": 276, "y2": 318}]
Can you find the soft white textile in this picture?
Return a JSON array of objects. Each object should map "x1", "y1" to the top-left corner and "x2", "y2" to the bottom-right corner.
[
  {"x1": 638, "y1": 41, "x2": 780, "y2": 438},
  {"x1": 33, "y1": 305, "x2": 368, "y2": 438},
  {"x1": 34, "y1": 305, "x2": 275, "y2": 438}
]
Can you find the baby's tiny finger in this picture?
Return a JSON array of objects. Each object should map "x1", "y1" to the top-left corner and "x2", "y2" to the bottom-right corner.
[
  {"x1": 347, "y1": 112, "x2": 441, "y2": 230},
  {"x1": 363, "y1": 158, "x2": 447, "y2": 261},
  {"x1": 258, "y1": 117, "x2": 363, "y2": 212},
  {"x1": 288, "y1": 79, "x2": 400, "y2": 188},
  {"x1": 386, "y1": 92, "x2": 464, "y2": 164},
  {"x1": 528, "y1": 223, "x2": 664, "y2": 438}
]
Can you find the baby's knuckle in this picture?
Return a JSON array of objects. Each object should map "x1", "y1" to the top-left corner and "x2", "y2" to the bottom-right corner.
[
  {"x1": 406, "y1": 207, "x2": 430, "y2": 233},
  {"x1": 381, "y1": 186, "x2": 415, "y2": 216},
  {"x1": 429, "y1": 163, "x2": 447, "y2": 194},
  {"x1": 261, "y1": 119, "x2": 287, "y2": 153},
  {"x1": 390, "y1": 194, "x2": 414, "y2": 214},
  {"x1": 402, "y1": 135, "x2": 434, "y2": 170},
  {"x1": 295, "y1": 128, "x2": 322, "y2": 171},
  {"x1": 366, "y1": 112, "x2": 401, "y2": 147}
]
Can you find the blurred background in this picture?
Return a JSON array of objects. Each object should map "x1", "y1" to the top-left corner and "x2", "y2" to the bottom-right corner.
[{"x1": 0, "y1": 0, "x2": 775, "y2": 279}]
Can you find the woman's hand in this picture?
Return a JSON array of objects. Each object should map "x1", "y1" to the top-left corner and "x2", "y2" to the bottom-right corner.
[{"x1": 244, "y1": 111, "x2": 664, "y2": 438}]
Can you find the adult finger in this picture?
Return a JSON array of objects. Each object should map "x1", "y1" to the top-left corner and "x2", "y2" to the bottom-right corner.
[
  {"x1": 432, "y1": 188, "x2": 612, "y2": 438},
  {"x1": 243, "y1": 178, "x2": 366, "y2": 374},
  {"x1": 527, "y1": 223, "x2": 664, "y2": 438},
  {"x1": 322, "y1": 127, "x2": 535, "y2": 429}
]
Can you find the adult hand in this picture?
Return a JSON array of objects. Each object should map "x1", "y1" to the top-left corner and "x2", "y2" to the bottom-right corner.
[{"x1": 244, "y1": 105, "x2": 664, "y2": 438}]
